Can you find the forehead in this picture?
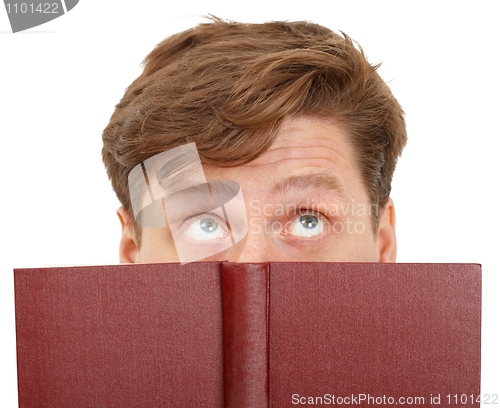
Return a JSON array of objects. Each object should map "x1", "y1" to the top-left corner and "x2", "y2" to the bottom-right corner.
[
  {"x1": 252, "y1": 116, "x2": 352, "y2": 166},
  {"x1": 203, "y1": 116, "x2": 366, "y2": 203}
]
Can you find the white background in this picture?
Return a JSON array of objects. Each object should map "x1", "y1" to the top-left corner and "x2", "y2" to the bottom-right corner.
[{"x1": 1, "y1": 1, "x2": 499, "y2": 406}]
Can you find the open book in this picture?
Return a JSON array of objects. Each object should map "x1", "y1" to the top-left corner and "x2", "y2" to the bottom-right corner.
[{"x1": 14, "y1": 262, "x2": 481, "y2": 407}]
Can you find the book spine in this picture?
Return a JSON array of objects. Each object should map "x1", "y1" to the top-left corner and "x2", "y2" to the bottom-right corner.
[{"x1": 222, "y1": 262, "x2": 269, "y2": 408}]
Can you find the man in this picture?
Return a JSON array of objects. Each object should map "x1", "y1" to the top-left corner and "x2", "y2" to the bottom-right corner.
[{"x1": 102, "y1": 18, "x2": 407, "y2": 264}]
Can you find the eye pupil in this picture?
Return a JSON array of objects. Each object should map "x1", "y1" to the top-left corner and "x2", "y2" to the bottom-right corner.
[
  {"x1": 299, "y1": 215, "x2": 318, "y2": 229},
  {"x1": 200, "y1": 218, "x2": 218, "y2": 232}
]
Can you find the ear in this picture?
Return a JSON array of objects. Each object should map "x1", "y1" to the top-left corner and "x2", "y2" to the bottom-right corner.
[
  {"x1": 374, "y1": 197, "x2": 397, "y2": 263},
  {"x1": 117, "y1": 206, "x2": 139, "y2": 263}
]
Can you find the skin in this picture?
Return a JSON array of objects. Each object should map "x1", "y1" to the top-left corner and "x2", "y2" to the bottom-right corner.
[{"x1": 117, "y1": 116, "x2": 397, "y2": 263}]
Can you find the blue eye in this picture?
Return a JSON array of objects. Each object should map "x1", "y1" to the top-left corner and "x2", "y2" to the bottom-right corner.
[
  {"x1": 185, "y1": 217, "x2": 226, "y2": 241},
  {"x1": 299, "y1": 215, "x2": 318, "y2": 229},
  {"x1": 288, "y1": 214, "x2": 324, "y2": 237}
]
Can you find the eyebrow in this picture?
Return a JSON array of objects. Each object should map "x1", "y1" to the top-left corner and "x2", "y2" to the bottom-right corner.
[
  {"x1": 161, "y1": 181, "x2": 241, "y2": 223},
  {"x1": 274, "y1": 172, "x2": 350, "y2": 202},
  {"x1": 162, "y1": 184, "x2": 213, "y2": 223}
]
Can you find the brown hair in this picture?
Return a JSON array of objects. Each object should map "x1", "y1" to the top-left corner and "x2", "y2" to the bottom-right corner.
[{"x1": 102, "y1": 17, "x2": 407, "y2": 247}]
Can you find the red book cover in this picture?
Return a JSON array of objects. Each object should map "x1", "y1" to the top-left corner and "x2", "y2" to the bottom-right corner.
[
  {"x1": 266, "y1": 263, "x2": 481, "y2": 406},
  {"x1": 14, "y1": 262, "x2": 481, "y2": 407},
  {"x1": 14, "y1": 263, "x2": 225, "y2": 407}
]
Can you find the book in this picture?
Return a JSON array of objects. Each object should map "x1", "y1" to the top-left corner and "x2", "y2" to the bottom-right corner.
[{"x1": 14, "y1": 262, "x2": 481, "y2": 407}]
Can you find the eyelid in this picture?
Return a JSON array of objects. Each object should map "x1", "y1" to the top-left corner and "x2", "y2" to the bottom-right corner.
[
  {"x1": 295, "y1": 208, "x2": 329, "y2": 223},
  {"x1": 181, "y1": 212, "x2": 225, "y2": 225}
]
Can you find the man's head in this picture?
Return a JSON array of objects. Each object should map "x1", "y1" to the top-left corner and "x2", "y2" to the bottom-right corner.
[{"x1": 102, "y1": 18, "x2": 407, "y2": 263}]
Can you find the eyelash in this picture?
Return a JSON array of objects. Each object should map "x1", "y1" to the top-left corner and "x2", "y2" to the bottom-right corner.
[{"x1": 298, "y1": 208, "x2": 328, "y2": 221}]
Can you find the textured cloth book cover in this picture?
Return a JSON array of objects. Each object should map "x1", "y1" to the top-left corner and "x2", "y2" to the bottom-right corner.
[{"x1": 14, "y1": 262, "x2": 481, "y2": 407}]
